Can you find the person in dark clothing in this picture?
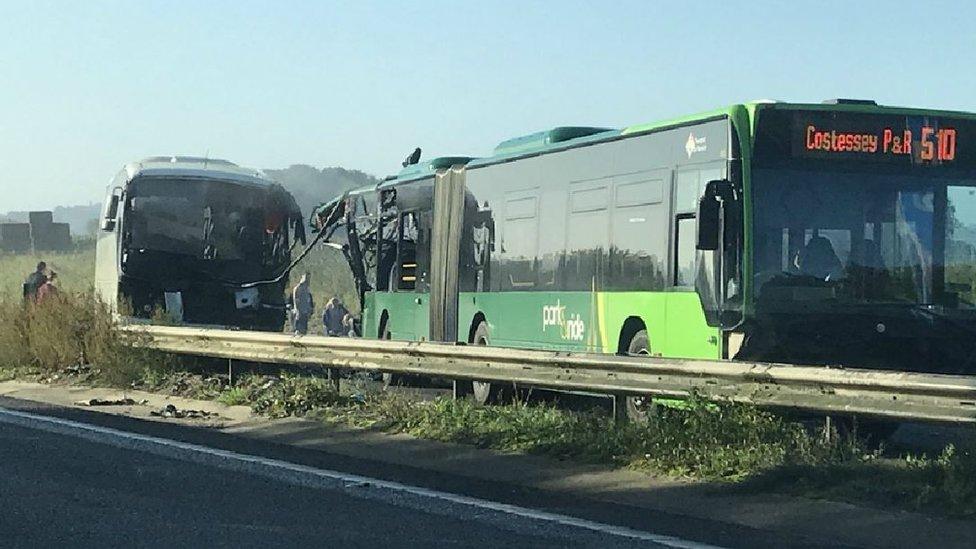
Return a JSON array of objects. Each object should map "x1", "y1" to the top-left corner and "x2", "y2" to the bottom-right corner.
[
  {"x1": 23, "y1": 261, "x2": 48, "y2": 302},
  {"x1": 322, "y1": 297, "x2": 349, "y2": 336},
  {"x1": 796, "y1": 236, "x2": 843, "y2": 281}
]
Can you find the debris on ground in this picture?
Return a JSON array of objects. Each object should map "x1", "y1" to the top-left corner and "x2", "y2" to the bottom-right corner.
[
  {"x1": 142, "y1": 372, "x2": 230, "y2": 399},
  {"x1": 64, "y1": 364, "x2": 92, "y2": 376},
  {"x1": 150, "y1": 403, "x2": 219, "y2": 419},
  {"x1": 74, "y1": 397, "x2": 146, "y2": 406}
]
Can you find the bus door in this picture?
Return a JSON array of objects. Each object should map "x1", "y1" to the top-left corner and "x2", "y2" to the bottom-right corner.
[
  {"x1": 667, "y1": 164, "x2": 725, "y2": 358},
  {"x1": 387, "y1": 209, "x2": 423, "y2": 340}
]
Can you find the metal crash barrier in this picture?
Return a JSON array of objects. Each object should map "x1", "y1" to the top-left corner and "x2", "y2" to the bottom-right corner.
[{"x1": 122, "y1": 324, "x2": 976, "y2": 424}]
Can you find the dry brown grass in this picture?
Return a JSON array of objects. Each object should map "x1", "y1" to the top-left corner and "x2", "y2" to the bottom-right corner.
[{"x1": 0, "y1": 290, "x2": 176, "y2": 385}]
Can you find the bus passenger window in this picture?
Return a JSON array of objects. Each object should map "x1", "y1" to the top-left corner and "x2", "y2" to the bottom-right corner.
[
  {"x1": 675, "y1": 215, "x2": 696, "y2": 286},
  {"x1": 674, "y1": 171, "x2": 700, "y2": 211},
  {"x1": 502, "y1": 194, "x2": 539, "y2": 289},
  {"x1": 396, "y1": 212, "x2": 418, "y2": 291}
]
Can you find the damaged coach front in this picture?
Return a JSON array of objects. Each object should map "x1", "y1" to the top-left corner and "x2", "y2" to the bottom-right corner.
[{"x1": 95, "y1": 156, "x2": 305, "y2": 331}]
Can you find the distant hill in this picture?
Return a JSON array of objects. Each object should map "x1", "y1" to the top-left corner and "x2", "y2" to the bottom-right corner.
[
  {"x1": 1, "y1": 165, "x2": 377, "y2": 235},
  {"x1": 263, "y1": 164, "x2": 379, "y2": 218}
]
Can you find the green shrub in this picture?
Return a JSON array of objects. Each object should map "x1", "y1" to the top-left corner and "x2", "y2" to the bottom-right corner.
[
  {"x1": 217, "y1": 387, "x2": 250, "y2": 406},
  {"x1": 226, "y1": 374, "x2": 355, "y2": 418},
  {"x1": 374, "y1": 394, "x2": 870, "y2": 481},
  {"x1": 0, "y1": 300, "x2": 32, "y2": 370}
]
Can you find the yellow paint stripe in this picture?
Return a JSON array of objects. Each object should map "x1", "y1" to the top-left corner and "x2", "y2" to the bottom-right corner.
[{"x1": 596, "y1": 291, "x2": 609, "y2": 353}]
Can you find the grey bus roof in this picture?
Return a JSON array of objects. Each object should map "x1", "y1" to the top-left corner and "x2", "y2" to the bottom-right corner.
[{"x1": 120, "y1": 156, "x2": 274, "y2": 187}]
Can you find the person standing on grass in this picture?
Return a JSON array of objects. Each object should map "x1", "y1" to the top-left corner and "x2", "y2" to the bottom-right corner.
[
  {"x1": 291, "y1": 272, "x2": 314, "y2": 335},
  {"x1": 23, "y1": 261, "x2": 47, "y2": 302},
  {"x1": 322, "y1": 297, "x2": 349, "y2": 336},
  {"x1": 35, "y1": 272, "x2": 59, "y2": 303}
]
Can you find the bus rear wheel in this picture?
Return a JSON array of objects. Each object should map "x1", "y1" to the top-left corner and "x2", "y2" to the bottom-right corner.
[
  {"x1": 625, "y1": 330, "x2": 657, "y2": 422},
  {"x1": 469, "y1": 321, "x2": 511, "y2": 405}
]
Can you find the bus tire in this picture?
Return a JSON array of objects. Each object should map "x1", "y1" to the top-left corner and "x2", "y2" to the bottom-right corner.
[
  {"x1": 470, "y1": 321, "x2": 511, "y2": 405},
  {"x1": 625, "y1": 330, "x2": 657, "y2": 422}
]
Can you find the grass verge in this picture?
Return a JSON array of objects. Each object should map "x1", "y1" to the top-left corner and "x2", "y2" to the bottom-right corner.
[{"x1": 196, "y1": 374, "x2": 976, "y2": 517}]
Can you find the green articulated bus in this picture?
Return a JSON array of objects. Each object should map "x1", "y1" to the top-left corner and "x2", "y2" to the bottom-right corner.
[{"x1": 318, "y1": 99, "x2": 976, "y2": 408}]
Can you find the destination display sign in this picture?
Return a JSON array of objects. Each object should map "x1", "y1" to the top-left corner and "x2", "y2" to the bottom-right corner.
[
  {"x1": 754, "y1": 109, "x2": 976, "y2": 169},
  {"x1": 802, "y1": 121, "x2": 956, "y2": 161}
]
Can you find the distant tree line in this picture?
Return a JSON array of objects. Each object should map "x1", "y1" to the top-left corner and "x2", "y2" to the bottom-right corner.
[{"x1": 263, "y1": 165, "x2": 379, "y2": 220}]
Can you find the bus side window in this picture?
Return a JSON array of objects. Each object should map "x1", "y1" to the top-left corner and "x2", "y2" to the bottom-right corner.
[
  {"x1": 609, "y1": 172, "x2": 667, "y2": 291},
  {"x1": 674, "y1": 215, "x2": 697, "y2": 286},
  {"x1": 566, "y1": 181, "x2": 610, "y2": 291},
  {"x1": 471, "y1": 201, "x2": 494, "y2": 292},
  {"x1": 672, "y1": 166, "x2": 724, "y2": 287},
  {"x1": 502, "y1": 192, "x2": 539, "y2": 289},
  {"x1": 673, "y1": 170, "x2": 700, "y2": 287},
  {"x1": 396, "y1": 211, "x2": 419, "y2": 291},
  {"x1": 376, "y1": 190, "x2": 398, "y2": 291},
  {"x1": 415, "y1": 210, "x2": 433, "y2": 293}
]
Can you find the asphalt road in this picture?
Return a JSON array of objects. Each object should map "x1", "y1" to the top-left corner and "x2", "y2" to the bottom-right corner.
[
  {"x1": 0, "y1": 412, "x2": 700, "y2": 548},
  {"x1": 0, "y1": 398, "x2": 842, "y2": 549}
]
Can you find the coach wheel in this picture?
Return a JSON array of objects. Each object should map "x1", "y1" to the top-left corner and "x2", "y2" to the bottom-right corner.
[
  {"x1": 470, "y1": 321, "x2": 512, "y2": 405},
  {"x1": 625, "y1": 329, "x2": 657, "y2": 422}
]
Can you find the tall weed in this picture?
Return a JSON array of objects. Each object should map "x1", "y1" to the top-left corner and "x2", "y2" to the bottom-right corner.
[{"x1": 0, "y1": 290, "x2": 173, "y2": 385}]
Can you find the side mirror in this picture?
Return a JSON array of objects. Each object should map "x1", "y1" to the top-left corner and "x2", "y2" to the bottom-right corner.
[
  {"x1": 100, "y1": 191, "x2": 121, "y2": 232},
  {"x1": 696, "y1": 180, "x2": 731, "y2": 251},
  {"x1": 101, "y1": 194, "x2": 119, "y2": 232}
]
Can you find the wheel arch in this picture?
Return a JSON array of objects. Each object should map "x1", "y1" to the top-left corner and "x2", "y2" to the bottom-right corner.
[
  {"x1": 378, "y1": 309, "x2": 390, "y2": 338},
  {"x1": 617, "y1": 316, "x2": 647, "y2": 355},
  {"x1": 467, "y1": 312, "x2": 487, "y2": 344}
]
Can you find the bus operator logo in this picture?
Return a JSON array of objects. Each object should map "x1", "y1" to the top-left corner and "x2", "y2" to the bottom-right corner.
[
  {"x1": 685, "y1": 132, "x2": 707, "y2": 158},
  {"x1": 542, "y1": 300, "x2": 585, "y2": 342}
]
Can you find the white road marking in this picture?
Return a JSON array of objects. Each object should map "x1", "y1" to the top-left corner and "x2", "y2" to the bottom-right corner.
[{"x1": 0, "y1": 406, "x2": 724, "y2": 549}]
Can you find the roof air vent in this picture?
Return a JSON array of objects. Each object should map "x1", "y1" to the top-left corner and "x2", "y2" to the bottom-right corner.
[
  {"x1": 493, "y1": 126, "x2": 613, "y2": 156},
  {"x1": 822, "y1": 98, "x2": 878, "y2": 106}
]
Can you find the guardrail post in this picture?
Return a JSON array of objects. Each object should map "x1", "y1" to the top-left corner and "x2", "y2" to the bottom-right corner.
[
  {"x1": 453, "y1": 380, "x2": 472, "y2": 400},
  {"x1": 327, "y1": 368, "x2": 340, "y2": 392},
  {"x1": 612, "y1": 394, "x2": 628, "y2": 425},
  {"x1": 227, "y1": 359, "x2": 233, "y2": 387}
]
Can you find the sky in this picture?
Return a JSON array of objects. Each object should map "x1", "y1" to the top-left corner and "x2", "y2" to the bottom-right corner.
[{"x1": 0, "y1": 0, "x2": 973, "y2": 211}]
